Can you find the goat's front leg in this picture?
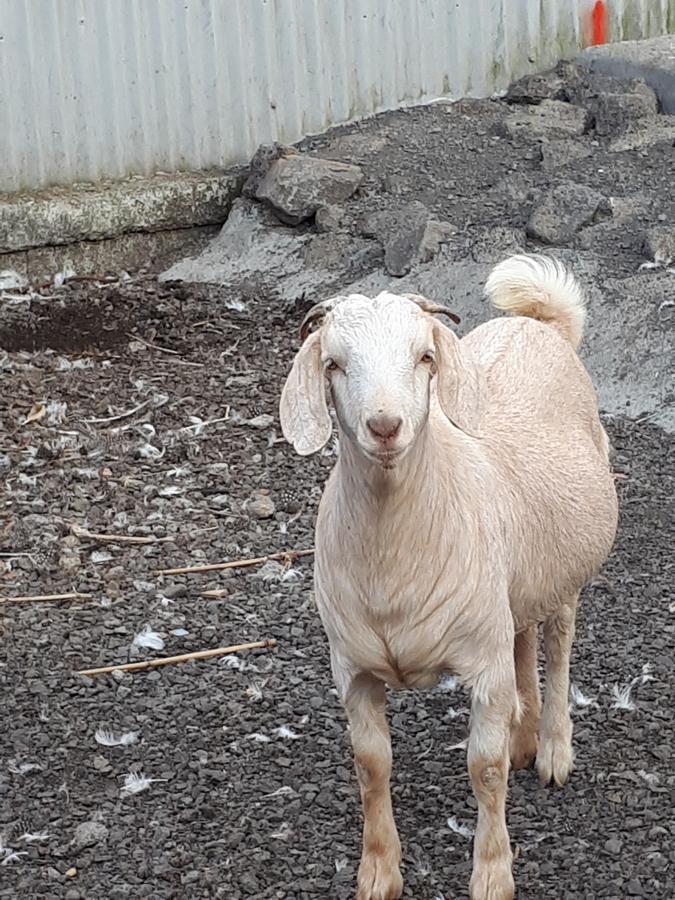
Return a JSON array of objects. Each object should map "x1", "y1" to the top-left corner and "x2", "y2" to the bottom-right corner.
[
  {"x1": 468, "y1": 669, "x2": 517, "y2": 900},
  {"x1": 537, "y1": 594, "x2": 578, "y2": 786},
  {"x1": 343, "y1": 673, "x2": 402, "y2": 900}
]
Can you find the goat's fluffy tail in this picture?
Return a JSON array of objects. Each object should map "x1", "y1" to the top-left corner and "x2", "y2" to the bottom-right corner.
[{"x1": 484, "y1": 254, "x2": 586, "y2": 350}]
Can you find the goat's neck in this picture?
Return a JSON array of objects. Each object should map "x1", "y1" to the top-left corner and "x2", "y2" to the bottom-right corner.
[{"x1": 336, "y1": 420, "x2": 470, "y2": 521}]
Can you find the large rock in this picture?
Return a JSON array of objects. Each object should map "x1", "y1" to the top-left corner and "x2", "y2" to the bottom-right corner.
[
  {"x1": 254, "y1": 154, "x2": 364, "y2": 224},
  {"x1": 527, "y1": 182, "x2": 606, "y2": 245},
  {"x1": 503, "y1": 99, "x2": 589, "y2": 141},
  {"x1": 578, "y1": 34, "x2": 675, "y2": 114},
  {"x1": 505, "y1": 60, "x2": 584, "y2": 105},
  {"x1": 360, "y1": 201, "x2": 455, "y2": 277},
  {"x1": 540, "y1": 138, "x2": 593, "y2": 170},
  {"x1": 242, "y1": 142, "x2": 295, "y2": 198},
  {"x1": 588, "y1": 86, "x2": 659, "y2": 136},
  {"x1": 608, "y1": 116, "x2": 675, "y2": 152}
]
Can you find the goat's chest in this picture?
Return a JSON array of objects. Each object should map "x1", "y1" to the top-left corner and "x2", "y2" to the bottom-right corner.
[{"x1": 314, "y1": 547, "x2": 498, "y2": 690}]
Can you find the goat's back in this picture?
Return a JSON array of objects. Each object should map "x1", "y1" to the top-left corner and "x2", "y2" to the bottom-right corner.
[{"x1": 462, "y1": 315, "x2": 617, "y2": 625}]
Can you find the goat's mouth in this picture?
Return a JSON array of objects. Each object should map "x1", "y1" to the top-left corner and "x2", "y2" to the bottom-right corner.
[{"x1": 363, "y1": 447, "x2": 405, "y2": 469}]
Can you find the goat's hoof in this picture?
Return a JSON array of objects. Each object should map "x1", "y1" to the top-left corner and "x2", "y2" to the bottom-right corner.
[
  {"x1": 469, "y1": 857, "x2": 515, "y2": 900},
  {"x1": 356, "y1": 851, "x2": 403, "y2": 900},
  {"x1": 509, "y1": 728, "x2": 538, "y2": 771},
  {"x1": 536, "y1": 731, "x2": 574, "y2": 786}
]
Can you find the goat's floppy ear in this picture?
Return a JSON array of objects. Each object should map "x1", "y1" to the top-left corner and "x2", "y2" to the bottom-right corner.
[
  {"x1": 432, "y1": 321, "x2": 482, "y2": 436},
  {"x1": 280, "y1": 331, "x2": 331, "y2": 455}
]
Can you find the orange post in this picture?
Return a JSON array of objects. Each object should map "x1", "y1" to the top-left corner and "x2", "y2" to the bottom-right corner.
[{"x1": 591, "y1": 1, "x2": 609, "y2": 46}]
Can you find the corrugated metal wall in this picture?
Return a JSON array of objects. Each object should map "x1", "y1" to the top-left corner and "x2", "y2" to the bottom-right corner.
[{"x1": 0, "y1": 0, "x2": 672, "y2": 193}]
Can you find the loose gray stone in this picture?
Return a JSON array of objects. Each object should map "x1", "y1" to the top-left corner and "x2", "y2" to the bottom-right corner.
[
  {"x1": 72, "y1": 820, "x2": 109, "y2": 850},
  {"x1": 255, "y1": 154, "x2": 364, "y2": 224},
  {"x1": 245, "y1": 413, "x2": 275, "y2": 430},
  {"x1": 246, "y1": 493, "x2": 276, "y2": 519},
  {"x1": 314, "y1": 205, "x2": 343, "y2": 233},
  {"x1": 642, "y1": 224, "x2": 675, "y2": 266},
  {"x1": 527, "y1": 182, "x2": 606, "y2": 245},
  {"x1": 604, "y1": 836, "x2": 623, "y2": 856}
]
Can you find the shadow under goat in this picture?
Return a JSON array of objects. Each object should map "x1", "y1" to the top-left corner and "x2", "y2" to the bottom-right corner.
[{"x1": 279, "y1": 254, "x2": 618, "y2": 900}]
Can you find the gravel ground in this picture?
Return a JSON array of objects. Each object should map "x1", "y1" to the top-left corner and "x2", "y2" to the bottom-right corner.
[
  {"x1": 0, "y1": 280, "x2": 672, "y2": 900},
  {"x1": 1, "y1": 60, "x2": 674, "y2": 899}
]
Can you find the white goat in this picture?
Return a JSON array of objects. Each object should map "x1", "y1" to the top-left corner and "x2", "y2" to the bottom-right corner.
[{"x1": 279, "y1": 254, "x2": 618, "y2": 900}]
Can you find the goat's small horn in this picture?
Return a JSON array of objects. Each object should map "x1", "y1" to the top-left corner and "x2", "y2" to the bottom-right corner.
[
  {"x1": 403, "y1": 293, "x2": 461, "y2": 325},
  {"x1": 299, "y1": 296, "x2": 344, "y2": 341}
]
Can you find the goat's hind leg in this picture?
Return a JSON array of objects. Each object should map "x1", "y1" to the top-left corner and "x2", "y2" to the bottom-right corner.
[
  {"x1": 537, "y1": 595, "x2": 578, "y2": 786},
  {"x1": 343, "y1": 672, "x2": 402, "y2": 900},
  {"x1": 509, "y1": 625, "x2": 541, "y2": 770}
]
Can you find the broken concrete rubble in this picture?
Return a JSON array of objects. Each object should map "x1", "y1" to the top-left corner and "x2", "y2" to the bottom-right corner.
[
  {"x1": 607, "y1": 116, "x2": 675, "y2": 152},
  {"x1": 540, "y1": 138, "x2": 594, "y2": 171},
  {"x1": 526, "y1": 182, "x2": 607, "y2": 245},
  {"x1": 503, "y1": 99, "x2": 589, "y2": 140},
  {"x1": 588, "y1": 87, "x2": 659, "y2": 137},
  {"x1": 254, "y1": 153, "x2": 364, "y2": 225},
  {"x1": 359, "y1": 201, "x2": 455, "y2": 277}
]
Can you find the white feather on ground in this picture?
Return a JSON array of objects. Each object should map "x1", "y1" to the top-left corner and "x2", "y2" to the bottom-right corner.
[
  {"x1": 245, "y1": 681, "x2": 264, "y2": 702},
  {"x1": 0, "y1": 835, "x2": 28, "y2": 866},
  {"x1": 272, "y1": 726, "x2": 300, "y2": 740},
  {"x1": 95, "y1": 728, "x2": 139, "y2": 747},
  {"x1": 7, "y1": 761, "x2": 42, "y2": 776},
  {"x1": 611, "y1": 664, "x2": 654, "y2": 711},
  {"x1": 18, "y1": 832, "x2": 50, "y2": 843},
  {"x1": 90, "y1": 550, "x2": 113, "y2": 564},
  {"x1": 222, "y1": 655, "x2": 245, "y2": 670},
  {"x1": 570, "y1": 684, "x2": 597, "y2": 710},
  {"x1": 120, "y1": 772, "x2": 160, "y2": 795},
  {"x1": 265, "y1": 786, "x2": 295, "y2": 798},
  {"x1": 446, "y1": 816, "x2": 474, "y2": 838},
  {"x1": 436, "y1": 674, "x2": 459, "y2": 692},
  {"x1": 132, "y1": 625, "x2": 165, "y2": 651},
  {"x1": 611, "y1": 683, "x2": 635, "y2": 711}
]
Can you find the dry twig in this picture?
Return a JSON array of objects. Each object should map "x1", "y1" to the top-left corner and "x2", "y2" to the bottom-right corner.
[
  {"x1": 155, "y1": 548, "x2": 314, "y2": 577},
  {"x1": 85, "y1": 399, "x2": 151, "y2": 425},
  {"x1": 71, "y1": 524, "x2": 171, "y2": 545},
  {"x1": 77, "y1": 638, "x2": 277, "y2": 676},
  {"x1": 0, "y1": 592, "x2": 91, "y2": 604},
  {"x1": 128, "y1": 334, "x2": 180, "y2": 355}
]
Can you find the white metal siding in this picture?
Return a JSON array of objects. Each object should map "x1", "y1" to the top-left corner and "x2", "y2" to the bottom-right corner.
[{"x1": 0, "y1": 0, "x2": 672, "y2": 193}]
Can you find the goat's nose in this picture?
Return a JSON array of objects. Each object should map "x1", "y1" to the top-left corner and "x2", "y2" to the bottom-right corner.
[{"x1": 367, "y1": 414, "x2": 402, "y2": 441}]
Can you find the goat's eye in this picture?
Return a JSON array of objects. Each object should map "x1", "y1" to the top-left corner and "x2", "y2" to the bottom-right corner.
[
  {"x1": 420, "y1": 351, "x2": 435, "y2": 365},
  {"x1": 325, "y1": 359, "x2": 341, "y2": 373}
]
